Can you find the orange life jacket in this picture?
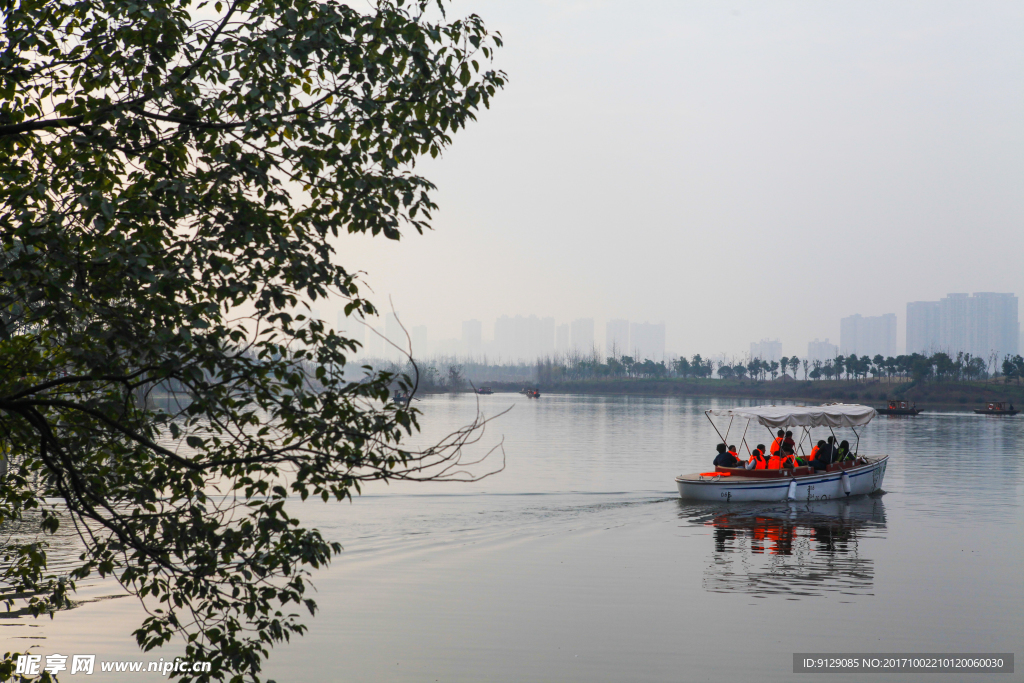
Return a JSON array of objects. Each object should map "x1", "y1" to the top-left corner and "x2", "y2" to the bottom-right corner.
[
  {"x1": 768, "y1": 454, "x2": 795, "y2": 469},
  {"x1": 809, "y1": 445, "x2": 820, "y2": 461},
  {"x1": 749, "y1": 449, "x2": 767, "y2": 470},
  {"x1": 770, "y1": 437, "x2": 783, "y2": 455}
]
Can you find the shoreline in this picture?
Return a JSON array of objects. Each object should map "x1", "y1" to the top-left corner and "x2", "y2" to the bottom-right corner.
[{"x1": 458, "y1": 378, "x2": 1024, "y2": 411}]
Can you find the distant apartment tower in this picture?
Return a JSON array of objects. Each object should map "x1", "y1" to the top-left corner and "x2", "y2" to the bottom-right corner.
[
  {"x1": 462, "y1": 319, "x2": 482, "y2": 356},
  {"x1": 807, "y1": 338, "x2": 838, "y2": 363},
  {"x1": 907, "y1": 292, "x2": 1019, "y2": 359},
  {"x1": 906, "y1": 301, "x2": 941, "y2": 355},
  {"x1": 629, "y1": 322, "x2": 665, "y2": 361},
  {"x1": 336, "y1": 311, "x2": 364, "y2": 354},
  {"x1": 411, "y1": 325, "x2": 428, "y2": 356},
  {"x1": 971, "y1": 293, "x2": 1019, "y2": 360},
  {"x1": 364, "y1": 325, "x2": 385, "y2": 358},
  {"x1": 749, "y1": 339, "x2": 782, "y2": 363},
  {"x1": 493, "y1": 315, "x2": 555, "y2": 361},
  {"x1": 555, "y1": 323, "x2": 570, "y2": 354},
  {"x1": 839, "y1": 313, "x2": 896, "y2": 358},
  {"x1": 605, "y1": 319, "x2": 629, "y2": 359},
  {"x1": 570, "y1": 318, "x2": 595, "y2": 351},
  {"x1": 385, "y1": 312, "x2": 405, "y2": 358}
]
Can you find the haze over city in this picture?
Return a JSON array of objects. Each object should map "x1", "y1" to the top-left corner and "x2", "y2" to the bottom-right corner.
[{"x1": 317, "y1": 1, "x2": 1022, "y2": 360}]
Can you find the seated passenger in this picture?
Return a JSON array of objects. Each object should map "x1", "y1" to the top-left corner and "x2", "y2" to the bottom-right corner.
[
  {"x1": 768, "y1": 446, "x2": 796, "y2": 469},
  {"x1": 783, "y1": 430, "x2": 796, "y2": 450},
  {"x1": 806, "y1": 440, "x2": 825, "y2": 464},
  {"x1": 836, "y1": 440, "x2": 851, "y2": 461},
  {"x1": 812, "y1": 439, "x2": 834, "y2": 471},
  {"x1": 713, "y1": 443, "x2": 741, "y2": 468},
  {"x1": 750, "y1": 445, "x2": 769, "y2": 470},
  {"x1": 769, "y1": 429, "x2": 785, "y2": 455}
]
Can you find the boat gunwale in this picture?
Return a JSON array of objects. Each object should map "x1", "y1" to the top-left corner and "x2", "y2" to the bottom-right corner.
[{"x1": 675, "y1": 455, "x2": 887, "y2": 486}]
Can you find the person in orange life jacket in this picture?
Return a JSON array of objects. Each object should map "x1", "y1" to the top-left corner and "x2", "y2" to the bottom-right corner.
[
  {"x1": 727, "y1": 444, "x2": 758, "y2": 470},
  {"x1": 713, "y1": 443, "x2": 742, "y2": 468},
  {"x1": 811, "y1": 438, "x2": 836, "y2": 471},
  {"x1": 750, "y1": 445, "x2": 769, "y2": 470},
  {"x1": 769, "y1": 429, "x2": 785, "y2": 455},
  {"x1": 767, "y1": 446, "x2": 796, "y2": 469},
  {"x1": 797, "y1": 439, "x2": 825, "y2": 466}
]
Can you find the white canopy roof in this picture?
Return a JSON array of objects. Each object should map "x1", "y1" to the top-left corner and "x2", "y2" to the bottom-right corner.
[{"x1": 707, "y1": 404, "x2": 877, "y2": 428}]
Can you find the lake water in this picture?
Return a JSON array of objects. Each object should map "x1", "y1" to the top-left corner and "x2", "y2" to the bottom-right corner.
[{"x1": 5, "y1": 394, "x2": 1023, "y2": 681}]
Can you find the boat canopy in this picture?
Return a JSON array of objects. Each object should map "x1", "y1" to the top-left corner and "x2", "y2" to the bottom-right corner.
[{"x1": 707, "y1": 404, "x2": 877, "y2": 428}]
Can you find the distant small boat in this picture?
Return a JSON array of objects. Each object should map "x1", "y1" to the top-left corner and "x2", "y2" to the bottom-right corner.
[
  {"x1": 876, "y1": 400, "x2": 922, "y2": 416},
  {"x1": 477, "y1": 387, "x2": 494, "y2": 395},
  {"x1": 527, "y1": 389, "x2": 540, "y2": 399},
  {"x1": 974, "y1": 401, "x2": 1018, "y2": 416}
]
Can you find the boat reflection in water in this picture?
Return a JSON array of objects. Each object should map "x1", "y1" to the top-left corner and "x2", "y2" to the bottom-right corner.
[{"x1": 678, "y1": 494, "x2": 887, "y2": 598}]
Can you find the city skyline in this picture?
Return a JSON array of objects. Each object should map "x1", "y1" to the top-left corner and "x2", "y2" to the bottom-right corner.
[
  {"x1": 320, "y1": 2, "x2": 1022, "y2": 359},
  {"x1": 318, "y1": 289, "x2": 1019, "y2": 362}
]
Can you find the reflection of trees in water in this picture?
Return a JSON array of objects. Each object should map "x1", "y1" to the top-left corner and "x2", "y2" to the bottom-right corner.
[
  {"x1": 0, "y1": 507, "x2": 122, "y2": 618},
  {"x1": 679, "y1": 495, "x2": 887, "y2": 598}
]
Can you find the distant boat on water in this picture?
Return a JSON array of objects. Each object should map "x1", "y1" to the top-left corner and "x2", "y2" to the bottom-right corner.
[
  {"x1": 477, "y1": 387, "x2": 494, "y2": 395},
  {"x1": 876, "y1": 400, "x2": 922, "y2": 416},
  {"x1": 974, "y1": 401, "x2": 1018, "y2": 416}
]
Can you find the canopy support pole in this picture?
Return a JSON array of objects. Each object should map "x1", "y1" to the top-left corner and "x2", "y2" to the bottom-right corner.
[
  {"x1": 795, "y1": 426, "x2": 810, "y2": 456},
  {"x1": 723, "y1": 416, "x2": 735, "y2": 444},
  {"x1": 851, "y1": 426, "x2": 861, "y2": 456},
  {"x1": 705, "y1": 410, "x2": 728, "y2": 448},
  {"x1": 739, "y1": 418, "x2": 752, "y2": 455}
]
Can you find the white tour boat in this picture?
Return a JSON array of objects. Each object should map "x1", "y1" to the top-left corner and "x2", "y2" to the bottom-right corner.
[{"x1": 676, "y1": 404, "x2": 888, "y2": 503}]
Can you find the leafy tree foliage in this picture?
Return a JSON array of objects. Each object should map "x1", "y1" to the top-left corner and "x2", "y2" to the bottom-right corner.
[{"x1": 0, "y1": 0, "x2": 504, "y2": 679}]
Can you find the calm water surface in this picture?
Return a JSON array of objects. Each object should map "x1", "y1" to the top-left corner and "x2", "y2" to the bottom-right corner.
[{"x1": 6, "y1": 395, "x2": 1023, "y2": 682}]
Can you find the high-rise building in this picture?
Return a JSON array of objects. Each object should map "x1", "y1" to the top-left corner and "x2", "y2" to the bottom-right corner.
[
  {"x1": 493, "y1": 315, "x2": 555, "y2": 361},
  {"x1": 839, "y1": 313, "x2": 896, "y2": 358},
  {"x1": 906, "y1": 293, "x2": 1018, "y2": 359},
  {"x1": 336, "y1": 311, "x2": 364, "y2": 354},
  {"x1": 363, "y1": 325, "x2": 384, "y2": 358},
  {"x1": 411, "y1": 325, "x2": 428, "y2": 356},
  {"x1": 629, "y1": 322, "x2": 665, "y2": 361},
  {"x1": 385, "y1": 312, "x2": 405, "y2": 358},
  {"x1": 570, "y1": 318, "x2": 595, "y2": 352},
  {"x1": 749, "y1": 339, "x2": 782, "y2": 363},
  {"x1": 605, "y1": 319, "x2": 629, "y2": 359},
  {"x1": 807, "y1": 338, "x2": 838, "y2": 363},
  {"x1": 939, "y1": 294, "x2": 970, "y2": 358},
  {"x1": 555, "y1": 323, "x2": 570, "y2": 354},
  {"x1": 906, "y1": 301, "x2": 941, "y2": 355},
  {"x1": 461, "y1": 319, "x2": 482, "y2": 356},
  {"x1": 970, "y1": 293, "x2": 1020, "y2": 361}
]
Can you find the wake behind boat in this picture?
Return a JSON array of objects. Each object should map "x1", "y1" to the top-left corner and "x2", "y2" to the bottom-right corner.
[{"x1": 676, "y1": 404, "x2": 888, "y2": 503}]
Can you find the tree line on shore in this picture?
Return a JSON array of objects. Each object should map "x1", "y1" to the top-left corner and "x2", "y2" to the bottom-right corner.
[
  {"x1": 355, "y1": 349, "x2": 1024, "y2": 391},
  {"x1": 528, "y1": 350, "x2": 1024, "y2": 385}
]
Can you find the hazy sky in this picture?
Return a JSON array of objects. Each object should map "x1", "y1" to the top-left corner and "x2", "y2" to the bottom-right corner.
[{"x1": 329, "y1": 0, "x2": 1023, "y2": 357}]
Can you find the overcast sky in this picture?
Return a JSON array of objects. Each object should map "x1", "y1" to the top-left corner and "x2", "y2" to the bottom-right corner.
[{"x1": 329, "y1": 0, "x2": 1023, "y2": 358}]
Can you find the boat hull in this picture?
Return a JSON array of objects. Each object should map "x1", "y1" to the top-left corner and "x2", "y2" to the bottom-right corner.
[
  {"x1": 877, "y1": 408, "x2": 921, "y2": 416},
  {"x1": 676, "y1": 456, "x2": 888, "y2": 503},
  {"x1": 973, "y1": 409, "x2": 1018, "y2": 416}
]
